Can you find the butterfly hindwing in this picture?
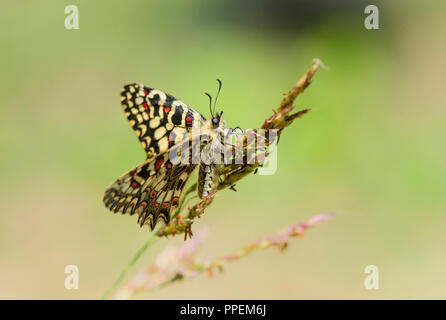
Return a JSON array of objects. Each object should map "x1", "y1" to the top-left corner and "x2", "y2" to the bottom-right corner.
[
  {"x1": 103, "y1": 151, "x2": 197, "y2": 230},
  {"x1": 137, "y1": 163, "x2": 196, "y2": 228},
  {"x1": 120, "y1": 83, "x2": 207, "y2": 158}
]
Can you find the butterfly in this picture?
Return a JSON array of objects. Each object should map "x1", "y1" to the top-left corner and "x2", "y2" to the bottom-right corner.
[{"x1": 103, "y1": 80, "x2": 235, "y2": 230}]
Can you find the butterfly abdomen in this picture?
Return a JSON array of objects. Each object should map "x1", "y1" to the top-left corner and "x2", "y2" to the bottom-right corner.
[{"x1": 198, "y1": 164, "x2": 219, "y2": 198}]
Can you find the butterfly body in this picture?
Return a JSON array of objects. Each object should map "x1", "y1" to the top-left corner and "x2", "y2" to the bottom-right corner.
[{"x1": 103, "y1": 83, "x2": 227, "y2": 230}]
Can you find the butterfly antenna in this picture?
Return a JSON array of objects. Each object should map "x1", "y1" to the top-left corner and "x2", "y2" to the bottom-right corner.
[
  {"x1": 205, "y1": 92, "x2": 213, "y2": 116},
  {"x1": 213, "y1": 79, "x2": 222, "y2": 115}
]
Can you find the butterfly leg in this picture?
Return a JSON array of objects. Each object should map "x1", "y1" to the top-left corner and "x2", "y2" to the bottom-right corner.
[{"x1": 184, "y1": 223, "x2": 194, "y2": 240}]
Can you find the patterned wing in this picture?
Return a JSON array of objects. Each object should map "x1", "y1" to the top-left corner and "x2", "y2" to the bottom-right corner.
[
  {"x1": 120, "y1": 83, "x2": 207, "y2": 158},
  {"x1": 103, "y1": 151, "x2": 197, "y2": 230}
]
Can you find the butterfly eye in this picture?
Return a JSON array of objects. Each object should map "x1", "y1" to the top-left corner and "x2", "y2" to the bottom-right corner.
[{"x1": 212, "y1": 118, "x2": 219, "y2": 125}]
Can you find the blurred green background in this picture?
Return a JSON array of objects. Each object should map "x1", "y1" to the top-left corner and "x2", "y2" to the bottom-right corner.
[{"x1": 1, "y1": 0, "x2": 445, "y2": 299}]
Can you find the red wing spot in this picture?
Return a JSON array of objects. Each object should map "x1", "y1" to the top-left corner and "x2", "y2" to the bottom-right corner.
[
  {"x1": 166, "y1": 161, "x2": 172, "y2": 169},
  {"x1": 164, "y1": 106, "x2": 171, "y2": 114},
  {"x1": 151, "y1": 191, "x2": 157, "y2": 197},
  {"x1": 172, "y1": 197, "x2": 179, "y2": 204},
  {"x1": 186, "y1": 116, "x2": 192, "y2": 125},
  {"x1": 143, "y1": 102, "x2": 148, "y2": 110},
  {"x1": 154, "y1": 203, "x2": 160, "y2": 209},
  {"x1": 162, "y1": 202, "x2": 169, "y2": 208},
  {"x1": 131, "y1": 181, "x2": 140, "y2": 188},
  {"x1": 155, "y1": 156, "x2": 164, "y2": 171},
  {"x1": 144, "y1": 90, "x2": 148, "y2": 96},
  {"x1": 168, "y1": 134, "x2": 176, "y2": 146}
]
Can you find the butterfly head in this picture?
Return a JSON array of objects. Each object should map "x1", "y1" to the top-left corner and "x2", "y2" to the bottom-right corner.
[
  {"x1": 211, "y1": 111, "x2": 225, "y2": 130},
  {"x1": 205, "y1": 79, "x2": 225, "y2": 130}
]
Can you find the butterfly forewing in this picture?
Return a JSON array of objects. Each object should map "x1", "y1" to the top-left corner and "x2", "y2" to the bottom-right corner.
[{"x1": 120, "y1": 83, "x2": 206, "y2": 158}]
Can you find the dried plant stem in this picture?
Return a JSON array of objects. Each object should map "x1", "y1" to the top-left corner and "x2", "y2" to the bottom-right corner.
[
  {"x1": 278, "y1": 58, "x2": 321, "y2": 111},
  {"x1": 169, "y1": 214, "x2": 334, "y2": 286},
  {"x1": 121, "y1": 213, "x2": 334, "y2": 299}
]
